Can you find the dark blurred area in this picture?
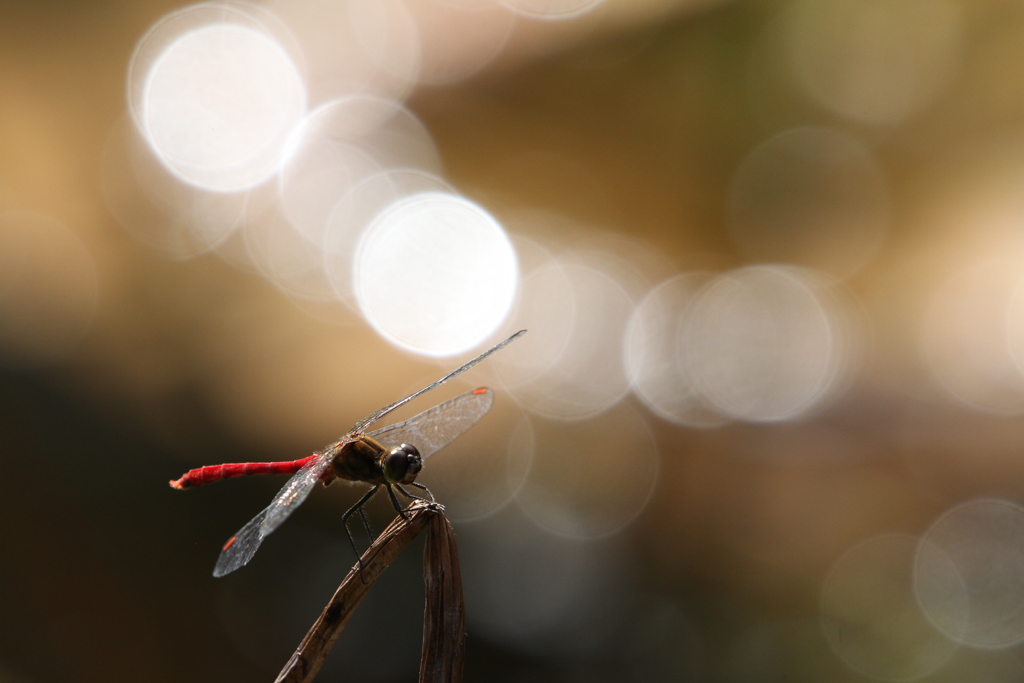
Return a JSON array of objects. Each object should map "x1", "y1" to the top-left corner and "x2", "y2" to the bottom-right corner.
[{"x1": 6, "y1": 0, "x2": 1024, "y2": 681}]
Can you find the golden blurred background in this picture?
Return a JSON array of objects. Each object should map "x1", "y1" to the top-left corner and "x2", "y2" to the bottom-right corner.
[{"x1": 5, "y1": 0, "x2": 1024, "y2": 680}]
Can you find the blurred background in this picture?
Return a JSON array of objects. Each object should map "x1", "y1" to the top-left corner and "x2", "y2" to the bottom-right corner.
[{"x1": 6, "y1": 0, "x2": 1024, "y2": 680}]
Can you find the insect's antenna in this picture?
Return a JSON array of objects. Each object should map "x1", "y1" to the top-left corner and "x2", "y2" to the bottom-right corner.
[{"x1": 354, "y1": 329, "x2": 526, "y2": 432}]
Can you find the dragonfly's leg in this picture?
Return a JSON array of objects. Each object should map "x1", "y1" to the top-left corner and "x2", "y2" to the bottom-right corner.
[
  {"x1": 342, "y1": 485, "x2": 380, "y2": 571},
  {"x1": 385, "y1": 483, "x2": 410, "y2": 520},
  {"x1": 358, "y1": 505, "x2": 374, "y2": 543},
  {"x1": 396, "y1": 482, "x2": 435, "y2": 504}
]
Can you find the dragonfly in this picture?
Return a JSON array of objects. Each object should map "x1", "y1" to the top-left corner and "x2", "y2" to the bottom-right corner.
[{"x1": 171, "y1": 330, "x2": 525, "y2": 577}]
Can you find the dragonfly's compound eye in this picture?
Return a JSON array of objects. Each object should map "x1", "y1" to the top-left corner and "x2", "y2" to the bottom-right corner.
[{"x1": 383, "y1": 443, "x2": 422, "y2": 484}]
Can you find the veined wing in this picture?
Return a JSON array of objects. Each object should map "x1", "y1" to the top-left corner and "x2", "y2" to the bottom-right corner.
[
  {"x1": 213, "y1": 449, "x2": 337, "y2": 577},
  {"x1": 367, "y1": 388, "x2": 494, "y2": 461},
  {"x1": 353, "y1": 330, "x2": 524, "y2": 433}
]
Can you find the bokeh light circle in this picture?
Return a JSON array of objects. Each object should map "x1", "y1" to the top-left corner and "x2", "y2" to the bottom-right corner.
[
  {"x1": 416, "y1": 396, "x2": 534, "y2": 522},
  {"x1": 821, "y1": 533, "x2": 960, "y2": 681},
  {"x1": 728, "y1": 126, "x2": 889, "y2": 279},
  {"x1": 504, "y1": 260, "x2": 634, "y2": 419},
  {"x1": 488, "y1": 251, "x2": 575, "y2": 386},
  {"x1": 498, "y1": 0, "x2": 603, "y2": 20},
  {"x1": 681, "y1": 265, "x2": 844, "y2": 422},
  {"x1": 922, "y1": 258, "x2": 1024, "y2": 414},
  {"x1": 238, "y1": 199, "x2": 339, "y2": 302},
  {"x1": 100, "y1": 116, "x2": 246, "y2": 258},
  {"x1": 277, "y1": 96, "x2": 440, "y2": 247},
  {"x1": 784, "y1": 0, "x2": 962, "y2": 125},
  {"x1": 916, "y1": 499, "x2": 1024, "y2": 648},
  {"x1": 461, "y1": 510, "x2": 635, "y2": 658},
  {"x1": 515, "y1": 403, "x2": 658, "y2": 539},
  {"x1": 325, "y1": 170, "x2": 453, "y2": 308},
  {"x1": 134, "y1": 12, "x2": 306, "y2": 191},
  {"x1": 624, "y1": 273, "x2": 727, "y2": 427},
  {"x1": 263, "y1": 0, "x2": 421, "y2": 105},
  {"x1": 354, "y1": 192, "x2": 518, "y2": 355},
  {"x1": 408, "y1": 0, "x2": 515, "y2": 86},
  {"x1": 1001, "y1": 273, "x2": 1024, "y2": 389}
]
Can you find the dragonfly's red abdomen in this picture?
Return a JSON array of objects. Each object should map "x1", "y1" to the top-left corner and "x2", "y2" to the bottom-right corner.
[{"x1": 169, "y1": 455, "x2": 319, "y2": 489}]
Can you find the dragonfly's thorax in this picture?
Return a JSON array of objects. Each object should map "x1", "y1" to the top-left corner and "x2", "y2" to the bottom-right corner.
[{"x1": 329, "y1": 436, "x2": 389, "y2": 484}]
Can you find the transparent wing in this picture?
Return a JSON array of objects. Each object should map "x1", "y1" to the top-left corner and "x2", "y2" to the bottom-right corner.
[
  {"x1": 213, "y1": 449, "x2": 337, "y2": 577},
  {"x1": 354, "y1": 330, "x2": 524, "y2": 432},
  {"x1": 367, "y1": 388, "x2": 494, "y2": 461}
]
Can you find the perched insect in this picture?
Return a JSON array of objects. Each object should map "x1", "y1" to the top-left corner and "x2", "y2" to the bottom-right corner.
[{"x1": 171, "y1": 330, "x2": 526, "y2": 576}]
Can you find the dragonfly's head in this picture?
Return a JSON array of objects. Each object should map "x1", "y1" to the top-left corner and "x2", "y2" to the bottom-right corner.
[{"x1": 382, "y1": 443, "x2": 422, "y2": 484}]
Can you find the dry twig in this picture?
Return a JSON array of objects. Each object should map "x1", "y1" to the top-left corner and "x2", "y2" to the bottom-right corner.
[
  {"x1": 275, "y1": 500, "x2": 466, "y2": 683},
  {"x1": 420, "y1": 511, "x2": 466, "y2": 683}
]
